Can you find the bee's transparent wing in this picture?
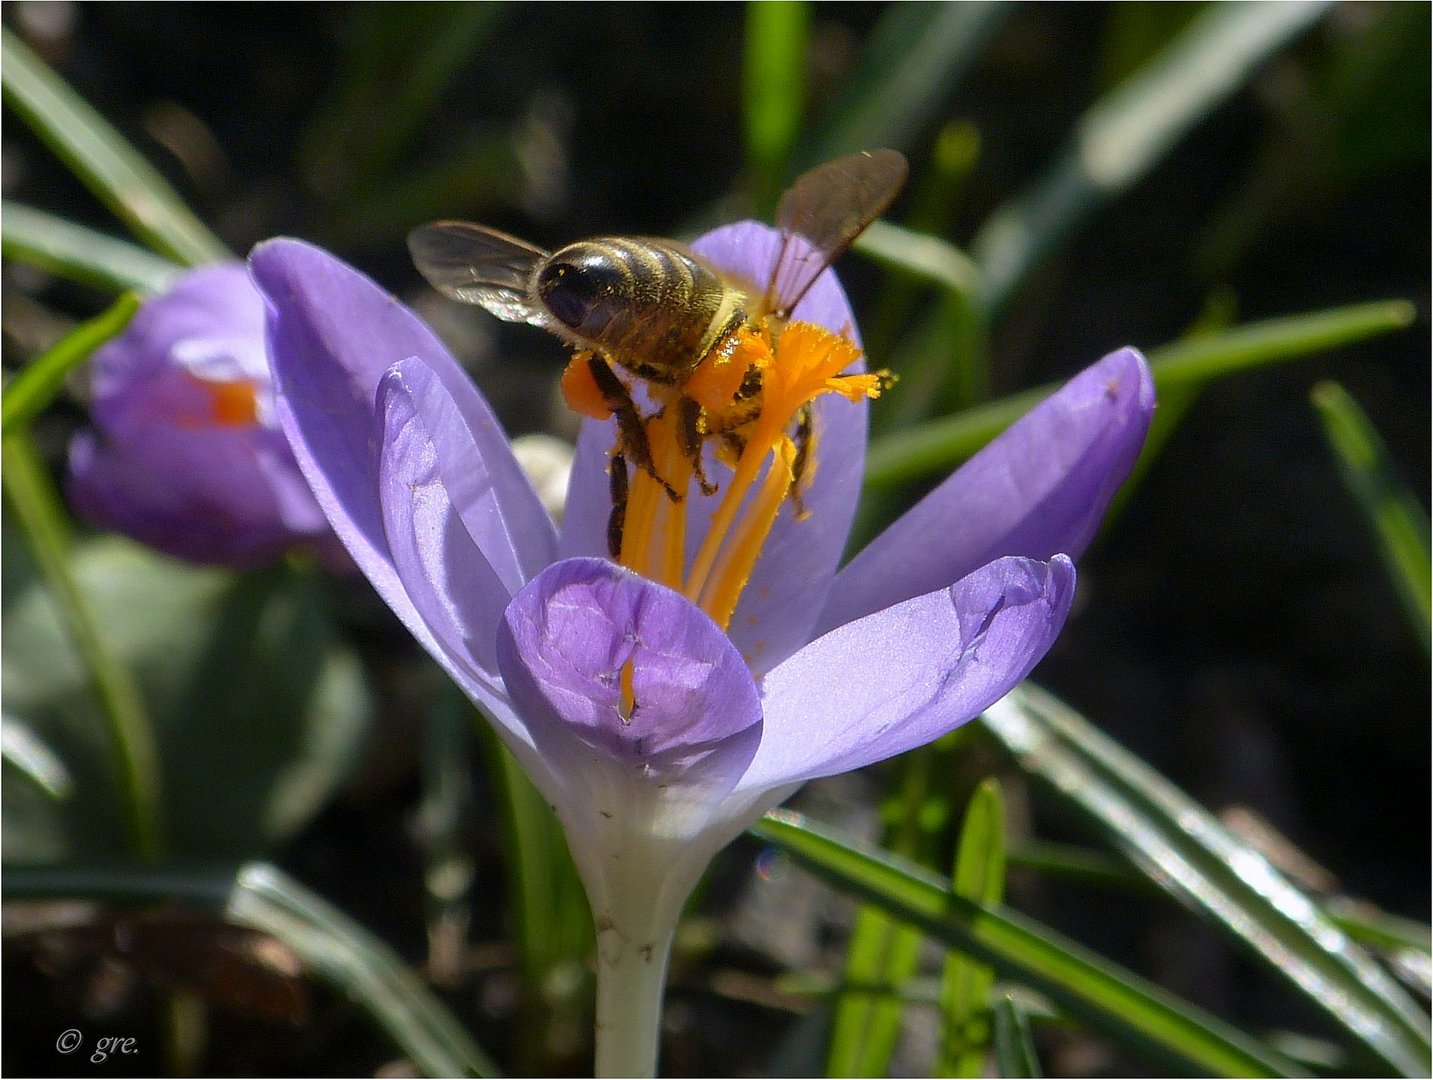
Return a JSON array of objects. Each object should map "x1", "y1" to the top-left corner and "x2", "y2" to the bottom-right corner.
[
  {"x1": 762, "y1": 149, "x2": 908, "y2": 320},
  {"x1": 408, "y1": 222, "x2": 553, "y2": 325}
]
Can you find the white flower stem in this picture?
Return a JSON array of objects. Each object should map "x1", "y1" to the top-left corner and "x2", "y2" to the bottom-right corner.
[
  {"x1": 551, "y1": 759, "x2": 745, "y2": 1077},
  {"x1": 593, "y1": 916, "x2": 677, "y2": 1077}
]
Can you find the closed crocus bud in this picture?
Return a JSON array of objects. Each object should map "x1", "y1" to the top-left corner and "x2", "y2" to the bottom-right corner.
[{"x1": 67, "y1": 263, "x2": 343, "y2": 569}]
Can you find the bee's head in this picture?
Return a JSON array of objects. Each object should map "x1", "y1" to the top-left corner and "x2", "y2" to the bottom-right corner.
[{"x1": 538, "y1": 243, "x2": 625, "y2": 331}]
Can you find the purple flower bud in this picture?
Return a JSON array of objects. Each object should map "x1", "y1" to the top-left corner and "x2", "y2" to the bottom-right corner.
[{"x1": 66, "y1": 263, "x2": 344, "y2": 568}]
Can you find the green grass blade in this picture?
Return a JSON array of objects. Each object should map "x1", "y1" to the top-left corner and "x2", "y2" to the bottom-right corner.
[
  {"x1": 1326, "y1": 901, "x2": 1432, "y2": 957},
  {"x1": 744, "y1": 0, "x2": 809, "y2": 215},
  {"x1": 1008, "y1": 840, "x2": 1432, "y2": 968},
  {"x1": 799, "y1": 2, "x2": 1008, "y2": 166},
  {"x1": 227, "y1": 863, "x2": 499, "y2": 1078},
  {"x1": 1149, "y1": 299, "x2": 1416, "y2": 383},
  {"x1": 992, "y1": 994, "x2": 1043, "y2": 1078},
  {"x1": 2, "y1": 292, "x2": 140, "y2": 434},
  {"x1": 826, "y1": 744, "x2": 952, "y2": 1075},
  {"x1": 953, "y1": 781, "x2": 1007, "y2": 900},
  {"x1": 753, "y1": 811, "x2": 1300, "y2": 1078},
  {"x1": 856, "y1": 222, "x2": 989, "y2": 426},
  {"x1": 2, "y1": 202, "x2": 183, "y2": 294},
  {"x1": 1, "y1": 29, "x2": 228, "y2": 266},
  {"x1": 825, "y1": 901, "x2": 925, "y2": 1075},
  {"x1": 865, "y1": 298, "x2": 1417, "y2": 488},
  {"x1": 2, "y1": 715, "x2": 75, "y2": 801},
  {"x1": 1310, "y1": 381, "x2": 1431, "y2": 649},
  {"x1": 1006, "y1": 840, "x2": 1149, "y2": 894},
  {"x1": 856, "y1": 219, "x2": 984, "y2": 303},
  {"x1": 980, "y1": 685, "x2": 1432, "y2": 1077},
  {"x1": 473, "y1": 716, "x2": 591, "y2": 1073},
  {"x1": 2, "y1": 431, "x2": 164, "y2": 860},
  {"x1": 971, "y1": 1, "x2": 1329, "y2": 312},
  {"x1": 2, "y1": 863, "x2": 236, "y2": 906},
  {"x1": 937, "y1": 779, "x2": 1006, "y2": 1077},
  {"x1": 1011, "y1": 841, "x2": 1431, "y2": 967}
]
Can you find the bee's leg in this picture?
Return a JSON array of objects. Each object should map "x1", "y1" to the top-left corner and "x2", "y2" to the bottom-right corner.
[
  {"x1": 735, "y1": 363, "x2": 764, "y2": 402},
  {"x1": 789, "y1": 403, "x2": 816, "y2": 518},
  {"x1": 586, "y1": 354, "x2": 681, "y2": 503},
  {"x1": 677, "y1": 396, "x2": 717, "y2": 496},
  {"x1": 607, "y1": 452, "x2": 629, "y2": 560},
  {"x1": 720, "y1": 430, "x2": 748, "y2": 465}
]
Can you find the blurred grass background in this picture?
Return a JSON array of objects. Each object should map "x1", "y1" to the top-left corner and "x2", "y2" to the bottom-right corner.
[{"x1": 2, "y1": 3, "x2": 1427, "y2": 1075}]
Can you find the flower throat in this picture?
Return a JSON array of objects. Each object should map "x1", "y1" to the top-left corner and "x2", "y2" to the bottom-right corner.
[{"x1": 562, "y1": 316, "x2": 889, "y2": 634}]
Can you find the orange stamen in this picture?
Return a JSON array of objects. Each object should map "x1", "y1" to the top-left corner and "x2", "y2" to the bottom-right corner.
[
  {"x1": 760, "y1": 321, "x2": 869, "y2": 420},
  {"x1": 619, "y1": 457, "x2": 661, "y2": 580},
  {"x1": 652, "y1": 412, "x2": 692, "y2": 590},
  {"x1": 210, "y1": 381, "x2": 258, "y2": 426},
  {"x1": 582, "y1": 315, "x2": 887, "y2": 634},
  {"x1": 684, "y1": 323, "x2": 865, "y2": 604},
  {"x1": 698, "y1": 440, "x2": 794, "y2": 630},
  {"x1": 683, "y1": 422, "x2": 778, "y2": 606},
  {"x1": 618, "y1": 407, "x2": 690, "y2": 590}
]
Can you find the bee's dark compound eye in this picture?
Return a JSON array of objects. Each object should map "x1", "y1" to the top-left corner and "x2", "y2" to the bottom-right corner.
[{"x1": 539, "y1": 254, "x2": 624, "y2": 329}]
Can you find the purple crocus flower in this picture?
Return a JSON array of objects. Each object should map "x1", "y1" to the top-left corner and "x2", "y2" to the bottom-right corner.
[
  {"x1": 67, "y1": 263, "x2": 344, "y2": 568},
  {"x1": 252, "y1": 230, "x2": 1153, "y2": 1076}
]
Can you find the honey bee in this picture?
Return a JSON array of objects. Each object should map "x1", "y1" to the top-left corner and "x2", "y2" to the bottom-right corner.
[{"x1": 409, "y1": 149, "x2": 907, "y2": 549}]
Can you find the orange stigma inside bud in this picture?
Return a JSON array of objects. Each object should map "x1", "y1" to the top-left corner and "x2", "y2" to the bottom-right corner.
[
  {"x1": 593, "y1": 319, "x2": 889, "y2": 636},
  {"x1": 180, "y1": 373, "x2": 259, "y2": 429}
]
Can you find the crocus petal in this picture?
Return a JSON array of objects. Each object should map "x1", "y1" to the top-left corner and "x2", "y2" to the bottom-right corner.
[
  {"x1": 380, "y1": 356, "x2": 539, "y2": 598},
  {"x1": 254, "y1": 443, "x2": 340, "y2": 538},
  {"x1": 817, "y1": 348, "x2": 1153, "y2": 635},
  {"x1": 738, "y1": 554, "x2": 1076, "y2": 794},
  {"x1": 376, "y1": 359, "x2": 523, "y2": 711},
  {"x1": 68, "y1": 424, "x2": 308, "y2": 568},
  {"x1": 558, "y1": 417, "x2": 621, "y2": 560},
  {"x1": 497, "y1": 558, "x2": 763, "y2": 799},
  {"x1": 253, "y1": 239, "x2": 558, "y2": 656},
  {"x1": 558, "y1": 222, "x2": 869, "y2": 672}
]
